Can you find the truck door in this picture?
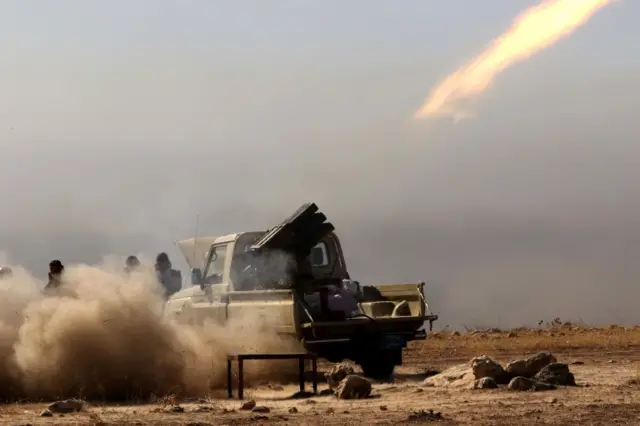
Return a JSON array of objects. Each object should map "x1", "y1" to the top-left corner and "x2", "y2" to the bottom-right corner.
[{"x1": 188, "y1": 243, "x2": 232, "y2": 325}]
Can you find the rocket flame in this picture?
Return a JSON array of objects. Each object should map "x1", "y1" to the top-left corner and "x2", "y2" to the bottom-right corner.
[{"x1": 414, "y1": 0, "x2": 618, "y2": 121}]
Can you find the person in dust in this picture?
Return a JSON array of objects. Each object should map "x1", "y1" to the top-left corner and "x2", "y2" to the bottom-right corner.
[
  {"x1": 42, "y1": 259, "x2": 72, "y2": 296},
  {"x1": 0, "y1": 266, "x2": 13, "y2": 280},
  {"x1": 124, "y1": 255, "x2": 141, "y2": 274},
  {"x1": 154, "y1": 252, "x2": 182, "y2": 298}
]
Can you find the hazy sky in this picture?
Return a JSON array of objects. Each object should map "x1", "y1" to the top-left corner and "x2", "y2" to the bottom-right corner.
[{"x1": 1, "y1": 1, "x2": 638, "y2": 327}]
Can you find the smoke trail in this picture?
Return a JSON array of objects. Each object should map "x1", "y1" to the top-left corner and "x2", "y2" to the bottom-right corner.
[{"x1": 414, "y1": 0, "x2": 618, "y2": 121}]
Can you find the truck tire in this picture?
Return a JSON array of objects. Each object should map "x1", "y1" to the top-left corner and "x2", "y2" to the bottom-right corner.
[{"x1": 359, "y1": 350, "x2": 398, "y2": 380}]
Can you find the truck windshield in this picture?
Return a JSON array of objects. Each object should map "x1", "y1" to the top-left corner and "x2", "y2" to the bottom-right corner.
[{"x1": 202, "y1": 243, "x2": 229, "y2": 284}]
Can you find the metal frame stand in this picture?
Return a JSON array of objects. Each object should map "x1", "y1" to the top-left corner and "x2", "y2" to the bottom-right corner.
[{"x1": 226, "y1": 353, "x2": 318, "y2": 400}]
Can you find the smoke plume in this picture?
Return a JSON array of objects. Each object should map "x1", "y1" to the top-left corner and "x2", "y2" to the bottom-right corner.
[
  {"x1": 0, "y1": 261, "x2": 302, "y2": 402},
  {"x1": 414, "y1": 0, "x2": 618, "y2": 120}
]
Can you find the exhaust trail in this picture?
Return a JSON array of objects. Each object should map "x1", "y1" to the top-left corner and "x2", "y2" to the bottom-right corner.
[{"x1": 414, "y1": 0, "x2": 618, "y2": 121}]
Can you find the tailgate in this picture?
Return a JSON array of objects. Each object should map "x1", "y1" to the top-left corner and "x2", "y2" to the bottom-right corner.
[{"x1": 300, "y1": 316, "x2": 437, "y2": 342}]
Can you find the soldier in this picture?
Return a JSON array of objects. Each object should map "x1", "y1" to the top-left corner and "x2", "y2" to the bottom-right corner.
[
  {"x1": 0, "y1": 266, "x2": 13, "y2": 280},
  {"x1": 43, "y1": 259, "x2": 65, "y2": 295},
  {"x1": 154, "y1": 252, "x2": 182, "y2": 298},
  {"x1": 124, "y1": 255, "x2": 141, "y2": 274}
]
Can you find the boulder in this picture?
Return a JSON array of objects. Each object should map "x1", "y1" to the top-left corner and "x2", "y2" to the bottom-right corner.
[
  {"x1": 325, "y1": 363, "x2": 355, "y2": 389},
  {"x1": 240, "y1": 400, "x2": 256, "y2": 410},
  {"x1": 505, "y1": 352, "x2": 557, "y2": 378},
  {"x1": 422, "y1": 364, "x2": 475, "y2": 388},
  {"x1": 335, "y1": 375, "x2": 372, "y2": 399},
  {"x1": 534, "y1": 363, "x2": 576, "y2": 386},
  {"x1": 473, "y1": 377, "x2": 498, "y2": 389},
  {"x1": 508, "y1": 376, "x2": 556, "y2": 391},
  {"x1": 471, "y1": 355, "x2": 509, "y2": 384},
  {"x1": 46, "y1": 399, "x2": 84, "y2": 414}
]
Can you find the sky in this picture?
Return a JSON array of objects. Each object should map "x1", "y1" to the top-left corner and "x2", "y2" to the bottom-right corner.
[{"x1": 0, "y1": 0, "x2": 638, "y2": 327}]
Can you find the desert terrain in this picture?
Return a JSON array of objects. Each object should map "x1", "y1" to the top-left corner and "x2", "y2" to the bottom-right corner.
[{"x1": 3, "y1": 321, "x2": 640, "y2": 426}]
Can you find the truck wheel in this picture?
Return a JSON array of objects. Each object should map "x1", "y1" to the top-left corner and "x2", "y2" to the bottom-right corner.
[{"x1": 359, "y1": 351, "x2": 397, "y2": 380}]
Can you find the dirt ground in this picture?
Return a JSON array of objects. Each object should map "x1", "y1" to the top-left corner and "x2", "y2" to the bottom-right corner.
[{"x1": 3, "y1": 323, "x2": 640, "y2": 426}]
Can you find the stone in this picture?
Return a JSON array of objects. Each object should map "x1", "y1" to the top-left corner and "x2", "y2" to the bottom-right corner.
[
  {"x1": 473, "y1": 377, "x2": 498, "y2": 389},
  {"x1": 423, "y1": 364, "x2": 475, "y2": 388},
  {"x1": 507, "y1": 376, "x2": 556, "y2": 391},
  {"x1": 471, "y1": 355, "x2": 509, "y2": 384},
  {"x1": 505, "y1": 352, "x2": 557, "y2": 378},
  {"x1": 335, "y1": 375, "x2": 372, "y2": 399},
  {"x1": 534, "y1": 363, "x2": 576, "y2": 386},
  {"x1": 39, "y1": 410, "x2": 53, "y2": 417},
  {"x1": 325, "y1": 363, "x2": 355, "y2": 389},
  {"x1": 240, "y1": 400, "x2": 256, "y2": 410},
  {"x1": 252, "y1": 406, "x2": 270, "y2": 413},
  {"x1": 46, "y1": 399, "x2": 84, "y2": 414}
]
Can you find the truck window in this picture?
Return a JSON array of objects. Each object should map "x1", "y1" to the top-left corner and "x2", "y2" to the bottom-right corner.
[
  {"x1": 309, "y1": 242, "x2": 329, "y2": 266},
  {"x1": 203, "y1": 244, "x2": 229, "y2": 284}
]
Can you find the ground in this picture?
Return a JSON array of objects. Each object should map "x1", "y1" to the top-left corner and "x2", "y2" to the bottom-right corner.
[{"x1": 3, "y1": 323, "x2": 640, "y2": 425}]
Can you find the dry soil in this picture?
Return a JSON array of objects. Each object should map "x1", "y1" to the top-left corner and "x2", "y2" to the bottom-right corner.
[{"x1": 3, "y1": 323, "x2": 640, "y2": 425}]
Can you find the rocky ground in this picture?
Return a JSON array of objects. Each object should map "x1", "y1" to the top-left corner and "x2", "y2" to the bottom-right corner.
[{"x1": 3, "y1": 322, "x2": 640, "y2": 425}]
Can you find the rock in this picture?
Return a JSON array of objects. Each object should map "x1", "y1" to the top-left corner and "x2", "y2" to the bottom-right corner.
[
  {"x1": 325, "y1": 408, "x2": 335, "y2": 414},
  {"x1": 325, "y1": 363, "x2": 355, "y2": 389},
  {"x1": 423, "y1": 363, "x2": 475, "y2": 388},
  {"x1": 407, "y1": 409, "x2": 443, "y2": 421},
  {"x1": 288, "y1": 407, "x2": 298, "y2": 414},
  {"x1": 508, "y1": 376, "x2": 556, "y2": 391},
  {"x1": 268, "y1": 384, "x2": 284, "y2": 391},
  {"x1": 335, "y1": 375, "x2": 372, "y2": 399},
  {"x1": 252, "y1": 406, "x2": 270, "y2": 413},
  {"x1": 473, "y1": 377, "x2": 498, "y2": 389},
  {"x1": 534, "y1": 363, "x2": 576, "y2": 386},
  {"x1": 193, "y1": 405, "x2": 214, "y2": 413},
  {"x1": 505, "y1": 352, "x2": 557, "y2": 378},
  {"x1": 39, "y1": 410, "x2": 53, "y2": 417},
  {"x1": 505, "y1": 360, "x2": 527, "y2": 377},
  {"x1": 380, "y1": 405, "x2": 388, "y2": 411},
  {"x1": 240, "y1": 400, "x2": 256, "y2": 410},
  {"x1": 452, "y1": 331, "x2": 461, "y2": 336},
  {"x1": 471, "y1": 355, "x2": 508, "y2": 384},
  {"x1": 46, "y1": 399, "x2": 84, "y2": 414}
]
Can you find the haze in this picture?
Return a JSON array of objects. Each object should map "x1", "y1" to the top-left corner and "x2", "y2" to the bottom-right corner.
[{"x1": 1, "y1": 0, "x2": 638, "y2": 328}]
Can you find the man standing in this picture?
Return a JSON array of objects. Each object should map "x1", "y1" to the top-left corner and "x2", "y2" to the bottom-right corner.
[
  {"x1": 124, "y1": 255, "x2": 141, "y2": 274},
  {"x1": 0, "y1": 266, "x2": 13, "y2": 280},
  {"x1": 43, "y1": 260, "x2": 66, "y2": 296},
  {"x1": 155, "y1": 252, "x2": 182, "y2": 298}
]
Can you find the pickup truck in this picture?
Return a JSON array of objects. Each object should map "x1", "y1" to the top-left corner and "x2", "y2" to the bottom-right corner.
[{"x1": 165, "y1": 203, "x2": 438, "y2": 379}]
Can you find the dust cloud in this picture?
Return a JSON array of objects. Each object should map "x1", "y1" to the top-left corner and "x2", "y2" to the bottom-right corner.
[{"x1": 0, "y1": 262, "x2": 302, "y2": 402}]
